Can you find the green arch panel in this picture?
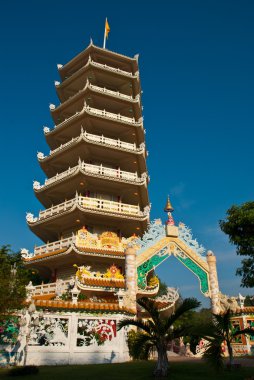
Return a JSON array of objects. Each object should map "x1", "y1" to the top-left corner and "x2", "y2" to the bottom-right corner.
[{"x1": 137, "y1": 245, "x2": 209, "y2": 296}]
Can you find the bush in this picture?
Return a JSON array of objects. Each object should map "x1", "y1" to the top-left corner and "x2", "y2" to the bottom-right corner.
[
  {"x1": 127, "y1": 330, "x2": 151, "y2": 360},
  {"x1": 8, "y1": 365, "x2": 39, "y2": 376}
]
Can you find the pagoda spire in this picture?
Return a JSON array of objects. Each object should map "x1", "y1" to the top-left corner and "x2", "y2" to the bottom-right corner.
[{"x1": 164, "y1": 195, "x2": 175, "y2": 226}]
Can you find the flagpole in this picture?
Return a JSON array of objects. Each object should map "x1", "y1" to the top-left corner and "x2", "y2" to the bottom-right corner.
[{"x1": 103, "y1": 18, "x2": 107, "y2": 49}]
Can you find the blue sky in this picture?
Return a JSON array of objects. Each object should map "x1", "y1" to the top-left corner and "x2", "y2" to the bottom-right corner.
[{"x1": 0, "y1": 0, "x2": 253, "y2": 306}]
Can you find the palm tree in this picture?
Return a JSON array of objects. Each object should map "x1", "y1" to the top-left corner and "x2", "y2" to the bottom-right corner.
[
  {"x1": 118, "y1": 297, "x2": 201, "y2": 378},
  {"x1": 202, "y1": 310, "x2": 253, "y2": 370}
]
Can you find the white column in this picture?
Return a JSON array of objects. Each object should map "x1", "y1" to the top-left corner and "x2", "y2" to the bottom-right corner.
[
  {"x1": 124, "y1": 246, "x2": 137, "y2": 313},
  {"x1": 207, "y1": 250, "x2": 220, "y2": 314}
]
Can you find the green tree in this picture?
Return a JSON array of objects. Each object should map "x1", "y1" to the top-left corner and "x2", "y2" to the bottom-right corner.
[
  {"x1": 244, "y1": 295, "x2": 254, "y2": 306},
  {"x1": 201, "y1": 310, "x2": 253, "y2": 370},
  {"x1": 118, "y1": 297, "x2": 200, "y2": 378},
  {"x1": 219, "y1": 201, "x2": 254, "y2": 287},
  {"x1": 176, "y1": 308, "x2": 212, "y2": 353},
  {"x1": 0, "y1": 245, "x2": 40, "y2": 317}
]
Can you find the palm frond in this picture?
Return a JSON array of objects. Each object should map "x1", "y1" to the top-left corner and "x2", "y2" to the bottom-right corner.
[
  {"x1": 165, "y1": 298, "x2": 201, "y2": 332},
  {"x1": 117, "y1": 318, "x2": 153, "y2": 335},
  {"x1": 168, "y1": 326, "x2": 188, "y2": 340},
  {"x1": 131, "y1": 332, "x2": 155, "y2": 359},
  {"x1": 188, "y1": 321, "x2": 217, "y2": 340},
  {"x1": 203, "y1": 339, "x2": 224, "y2": 371},
  {"x1": 212, "y1": 310, "x2": 231, "y2": 336},
  {"x1": 137, "y1": 297, "x2": 160, "y2": 322},
  {"x1": 232, "y1": 328, "x2": 254, "y2": 337}
]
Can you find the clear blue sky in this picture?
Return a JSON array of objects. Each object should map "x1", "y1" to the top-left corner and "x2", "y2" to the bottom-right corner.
[{"x1": 0, "y1": 0, "x2": 253, "y2": 306}]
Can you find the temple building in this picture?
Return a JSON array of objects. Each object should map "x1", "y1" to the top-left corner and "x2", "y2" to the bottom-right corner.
[
  {"x1": 25, "y1": 41, "x2": 150, "y2": 297},
  {"x1": 17, "y1": 39, "x2": 250, "y2": 365},
  {"x1": 20, "y1": 42, "x2": 178, "y2": 365}
]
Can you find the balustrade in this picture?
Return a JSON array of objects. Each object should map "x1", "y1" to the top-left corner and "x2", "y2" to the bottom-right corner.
[
  {"x1": 89, "y1": 83, "x2": 139, "y2": 102},
  {"x1": 24, "y1": 229, "x2": 131, "y2": 259},
  {"x1": 90, "y1": 59, "x2": 137, "y2": 78},
  {"x1": 29, "y1": 195, "x2": 143, "y2": 223},
  {"x1": 39, "y1": 129, "x2": 144, "y2": 161},
  {"x1": 32, "y1": 280, "x2": 69, "y2": 296},
  {"x1": 34, "y1": 162, "x2": 146, "y2": 190},
  {"x1": 45, "y1": 103, "x2": 142, "y2": 134},
  {"x1": 85, "y1": 104, "x2": 142, "y2": 125},
  {"x1": 34, "y1": 236, "x2": 74, "y2": 255}
]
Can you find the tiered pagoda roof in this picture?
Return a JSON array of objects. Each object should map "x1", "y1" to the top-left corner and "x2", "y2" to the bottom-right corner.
[{"x1": 24, "y1": 42, "x2": 151, "y2": 306}]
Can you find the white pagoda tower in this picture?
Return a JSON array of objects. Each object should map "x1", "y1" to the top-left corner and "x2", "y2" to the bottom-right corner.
[
  {"x1": 21, "y1": 41, "x2": 158, "y2": 365},
  {"x1": 20, "y1": 40, "x2": 222, "y2": 366}
]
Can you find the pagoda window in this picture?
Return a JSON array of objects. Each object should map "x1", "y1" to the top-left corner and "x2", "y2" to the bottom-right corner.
[{"x1": 90, "y1": 192, "x2": 118, "y2": 202}]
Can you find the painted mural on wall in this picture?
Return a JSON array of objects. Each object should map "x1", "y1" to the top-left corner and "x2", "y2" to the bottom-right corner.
[
  {"x1": 76, "y1": 319, "x2": 117, "y2": 347},
  {"x1": 0, "y1": 318, "x2": 19, "y2": 345},
  {"x1": 0, "y1": 317, "x2": 20, "y2": 366}
]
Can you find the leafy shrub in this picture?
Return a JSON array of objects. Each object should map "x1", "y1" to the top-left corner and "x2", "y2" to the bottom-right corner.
[{"x1": 127, "y1": 330, "x2": 151, "y2": 360}]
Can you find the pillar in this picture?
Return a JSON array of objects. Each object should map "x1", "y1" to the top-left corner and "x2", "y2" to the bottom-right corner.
[
  {"x1": 124, "y1": 246, "x2": 137, "y2": 313},
  {"x1": 206, "y1": 250, "x2": 220, "y2": 314}
]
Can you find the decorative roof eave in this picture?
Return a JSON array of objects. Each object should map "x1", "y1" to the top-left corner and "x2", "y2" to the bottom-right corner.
[
  {"x1": 52, "y1": 81, "x2": 140, "y2": 116},
  {"x1": 76, "y1": 277, "x2": 125, "y2": 290},
  {"x1": 26, "y1": 199, "x2": 148, "y2": 227},
  {"x1": 38, "y1": 131, "x2": 145, "y2": 164},
  {"x1": 23, "y1": 245, "x2": 125, "y2": 264},
  {"x1": 155, "y1": 301, "x2": 174, "y2": 312},
  {"x1": 72, "y1": 245, "x2": 125, "y2": 258},
  {"x1": 23, "y1": 247, "x2": 70, "y2": 263},
  {"x1": 30, "y1": 299, "x2": 136, "y2": 315},
  {"x1": 231, "y1": 307, "x2": 254, "y2": 316},
  {"x1": 44, "y1": 103, "x2": 143, "y2": 138},
  {"x1": 137, "y1": 283, "x2": 159, "y2": 297},
  {"x1": 34, "y1": 162, "x2": 147, "y2": 193},
  {"x1": 59, "y1": 43, "x2": 138, "y2": 78},
  {"x1": 57, "y1": 56, "x2": 139, "y2": 92}
]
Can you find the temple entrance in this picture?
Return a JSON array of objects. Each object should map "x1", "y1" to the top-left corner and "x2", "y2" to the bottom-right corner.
[{"x1": 133, "y1": 220, "x2": 220, "y2": 313}]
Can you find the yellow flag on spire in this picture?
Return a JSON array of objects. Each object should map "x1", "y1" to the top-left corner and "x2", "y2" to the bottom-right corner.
[
  {"x1": 103, "y1": 18, "x2": 110, "y2": 48},
  {"x1": 105, "y1": 18, "x2": 110, "y2": 39}
]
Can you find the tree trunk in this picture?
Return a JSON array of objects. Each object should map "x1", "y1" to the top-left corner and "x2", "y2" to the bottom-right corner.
[
  {"x1": 154, "y1": 344, "x2": 169, "y2": 378},
  {"x1": 227, "y1": 341, "x2": 234, "y2": 369}
]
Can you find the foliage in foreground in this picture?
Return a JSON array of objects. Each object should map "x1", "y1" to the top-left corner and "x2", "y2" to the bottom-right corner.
[
  {"x1": 220, "y1": 201, "x2": 254, "y2": 288},
  {"x1": 0, "y1": 245, "x2": 42, "y2": 318},
  {"x1": 118, "y1": 297, "x2": 201, "y2": 377},
  {"x1": 200, "y1": 310, "x2": 254, "y2": 370}
]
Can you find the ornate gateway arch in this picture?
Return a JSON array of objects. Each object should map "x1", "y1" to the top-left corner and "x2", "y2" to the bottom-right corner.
[{"x1": 124, "y1": 201, "x2": 221, "y2": 315}]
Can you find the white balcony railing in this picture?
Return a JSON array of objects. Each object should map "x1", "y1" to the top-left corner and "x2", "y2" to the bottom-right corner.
[
  {"x1": 84, "y1": 130, "x2": 144, "y2": 152},
  {"x1": 44, "y1": 102, "x2": 143, "y2": 135},
  {"x1": 58, "y1": 55, "x2": 138, "y2": 85},
  {"x1": 22, "y1": 229, "x2": 134, "y2": 259},
  {"x1": 90, "y1": 58, "x2": 138, "y2": 78},
  {"x1": 38, "y1": 129, "x2": 145, "y2": 161},
  {"x1": 52, "y1": 80, "x2": 139, "y2": 119},
  {"x1": 31, "y1": 280, "x2": 70, "y2": 296},
  {"x1": 26, "y1": 195, "x2": 148, "y2": 224},
  {"x1": 34, "y1": 236, "x2": 74, "y2": 256},
  {"x1": 85, "y1": 104, "x2": 142, "y2": 125},
  {"x1": 33, "y1": 161, "x2": 147, "y2": 190},
  {"x1": 89, "y1": 82, "x2": 140, "y2": 102}
]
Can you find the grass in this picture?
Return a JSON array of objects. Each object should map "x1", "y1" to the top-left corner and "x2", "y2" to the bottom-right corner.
[{"x1": 0, "y1": 361, "x2": 253, "y2": 380}]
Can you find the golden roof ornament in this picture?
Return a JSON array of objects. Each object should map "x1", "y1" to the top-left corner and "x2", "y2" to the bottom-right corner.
[
  {"x1": 164, "y1": 195, "x2": 175, "y2": 226},
  {"x1": 164, "y1": 195, "x2": 174, "y2": 213}
]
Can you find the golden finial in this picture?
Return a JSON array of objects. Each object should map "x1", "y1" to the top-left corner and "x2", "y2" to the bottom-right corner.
[{"x1": 164, "y1": 195, "x2": 174, "y2": 213}]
